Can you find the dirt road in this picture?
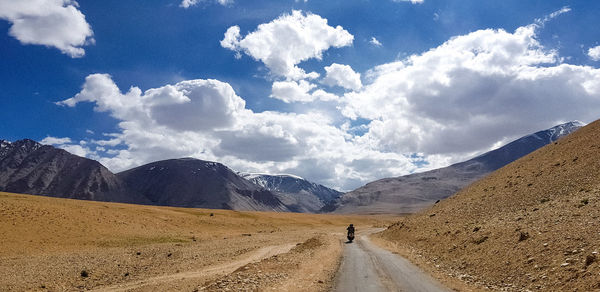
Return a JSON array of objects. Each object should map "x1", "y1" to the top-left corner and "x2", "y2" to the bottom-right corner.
[
  {"x1": 91, "y1": 243, "x2": 296, "y2": 292},
  {"x1": 334, "y1": 229, "x2": 450, "y2": 292}
]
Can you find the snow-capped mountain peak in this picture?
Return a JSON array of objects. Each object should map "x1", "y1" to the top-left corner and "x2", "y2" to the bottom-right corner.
[
  {"x1": 240, "y1": 172, "x2": 304, "y2": 181},
  {"x1": 528, "y1": 121, "x2": 585, "y2": 143},
  {"x1": 0, "y1": 140, "x2": 11, "y2": 159},
  {"x1": 0, "y1": 139, "x2": 43, "y2": 160},
  {"x1": 239, "y1": 172, "x2": 342, "y2": 213}
]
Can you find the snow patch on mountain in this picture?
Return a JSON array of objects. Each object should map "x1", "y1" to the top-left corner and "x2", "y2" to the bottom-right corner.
[
  {"x1": 240, "y1": 172, "x2": 342, "y2": 213},
  {"x1": 241, "y1": 172, "x2": 304, "y2": 181},
  {"x1": 524, "y1": 121, "x2": 585, "y2": 144}
]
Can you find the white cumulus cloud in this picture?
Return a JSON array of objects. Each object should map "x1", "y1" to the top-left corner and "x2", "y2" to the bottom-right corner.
[
  {"x1": 0, "y1": 0, "x2": 94, "y2": 57},
  {"x1": 220, "y1": 10, "x2": 354, "y2": 80},
  {"x1": 322, "y1": 63, "x2": 362, "y2": 91},
  {"x1": 55, "y1": 9, "x2": 600, "y2": 192},
  {"x1": 180, "y1": 0, "x2": 233, "y2": 8},
  {"x1": 40, "y1": 136, "x2": 71, "y2": 145},
  {"x1": 271, "y1": 80, "x2": 316, "y2": 103},
  {"x1": 270, "y1": 80, "x2": 338, "y2": 103},
  {"x1": 343, "y1": 23, "x2": 600, "y2": 158},
  {"x1": 58, "y1": 73, "x2": 246, "y2": 132},
  {"x1": 589, "y1": 46, "x2": 600, "y2": 61},
  {"x1": 58, "y1": 74, "x2": 417, "y2": 191},
  {"x1": 59, "y1": 144, "x2": 91, "y2": 157},
  {"x1": 41, "y1": 136, "x2": 92, "y2": 157},
  {"x1": 369, "y1": 37, "x2": 382, "y2": 47},
  {"x1": 41, "y1": 136, "x2": 72, "y2": 145}
]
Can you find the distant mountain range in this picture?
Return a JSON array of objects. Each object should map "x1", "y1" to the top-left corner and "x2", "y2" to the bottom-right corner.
[
  {"x1": 0, "y1": 121, "x2": 582, "y2": 213},
  {"x1": 241, "y1": 173, "x2": 342, "y2": 213},
  {"x1": 0, "y1": 139, "x2": 340, "y2": 212},
  {"x1": 117, "y1": 158, "x2": 290, "y2": 211},
  {"x1": 327, "y1": 121, "x2": 584, "y2": 214}
]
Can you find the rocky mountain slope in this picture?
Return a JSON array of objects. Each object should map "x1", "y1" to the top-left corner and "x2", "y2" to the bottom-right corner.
[
  {"x1": 118, "y1": 158, "x2": 289, "y2": 211},
  {"x1": 330, "y1": 121, "x2": 583, "y2": 214},
  {"x1": 0, "y1": 140, "x2": 290, "y2": 211},
  {"x1": 378, "y1": 119, "x2": 600, "y2": 291},
  {"x1": 0, "y1": 139, "x2": 145, "y2": 203},
  {"x1": 241, "y1": 173, "x2": 342, "y2": 213}
]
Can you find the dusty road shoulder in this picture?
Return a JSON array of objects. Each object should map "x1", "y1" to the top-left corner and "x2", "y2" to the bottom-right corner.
[
  {"x1": 92, "y1": 243, "x2": 296, "y2": 292},
  {"x1": 370, "y1": 232, "x2": 483, "y2": 292},
  {"x1": 200, "y1": 233, "x2": 343, "y2": 291}
]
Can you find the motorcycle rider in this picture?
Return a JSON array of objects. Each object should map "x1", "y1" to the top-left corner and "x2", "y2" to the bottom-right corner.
[{"x1": 347, "y1": 224, "x2": 355, "y2": 239}]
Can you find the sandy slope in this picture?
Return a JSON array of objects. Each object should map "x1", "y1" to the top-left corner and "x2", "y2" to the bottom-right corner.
[
  {"x1": 0, "y1": 192, "x2": 391, "y2": 291},
  {"x1": 379, "y1": 119, "x2": 600, "y2": 291}
]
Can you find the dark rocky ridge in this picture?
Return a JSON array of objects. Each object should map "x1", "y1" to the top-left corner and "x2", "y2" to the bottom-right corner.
[
  {"x1": 118, "y1": 158, "x2": 289, "y2": 211},
  {"x1": 0, "y1": 141, "x2": 289, "y2": 211},
  {"x1": 0, "y1": 139, "x2": 143, "y2": 203},
  {"x1": 329, "y1": 121, "x2": 584, "y2": 214}
]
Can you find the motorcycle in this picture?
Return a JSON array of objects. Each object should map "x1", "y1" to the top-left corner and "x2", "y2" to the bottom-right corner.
[{"x1": 347, "y1": 232, "x2": 355, "y2": 243}]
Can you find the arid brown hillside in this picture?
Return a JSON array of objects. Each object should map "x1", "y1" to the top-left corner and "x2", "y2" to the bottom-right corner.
[{"x1": 379, "y1": 119, "x2": 600, "y2": 291}]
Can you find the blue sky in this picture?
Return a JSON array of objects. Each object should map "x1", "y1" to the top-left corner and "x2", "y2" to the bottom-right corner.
[{"x1": 1, "y1": 0, "x2": 600, "y2": 190}]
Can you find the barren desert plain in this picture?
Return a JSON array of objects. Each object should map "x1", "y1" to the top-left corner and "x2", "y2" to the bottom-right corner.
[{"x1": 0, "y1": 191, "x2": 394, "y2": 291}]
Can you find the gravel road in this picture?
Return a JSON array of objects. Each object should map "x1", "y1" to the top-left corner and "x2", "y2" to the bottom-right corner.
[{"x1": 334, "y1": 229, "x2": 450, "y2": 292}]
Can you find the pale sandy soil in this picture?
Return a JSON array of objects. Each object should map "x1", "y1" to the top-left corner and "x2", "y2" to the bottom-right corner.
[
  {"x1": 201, "y1": 234, "x2": 343, "y2": 292},
  {"x1": 0, "y1": 192, "x2": 393, "y2": 291}
]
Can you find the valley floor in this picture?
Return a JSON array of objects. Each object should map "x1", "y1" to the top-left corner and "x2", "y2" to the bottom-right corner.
[{"x1": 0, "y1": 192, "x2": 392, "y2": 291}]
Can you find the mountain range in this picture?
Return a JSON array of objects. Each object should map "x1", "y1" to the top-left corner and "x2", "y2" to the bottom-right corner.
[
  {"x1": 241, "y1": 173, "x2": 342, "y2": 213},
  {"x1": 118, "y1": 158, "x2": 290, "y2": 211},
  {"x1": 0, "y1": 139, "x2": 340, "y2": 212},
  {"x1": 0, "y1": 121, "x2": 583, "y2": 213},
  {"x1": 327, "y1": 121, "x2": 584, "y2": 214}
]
